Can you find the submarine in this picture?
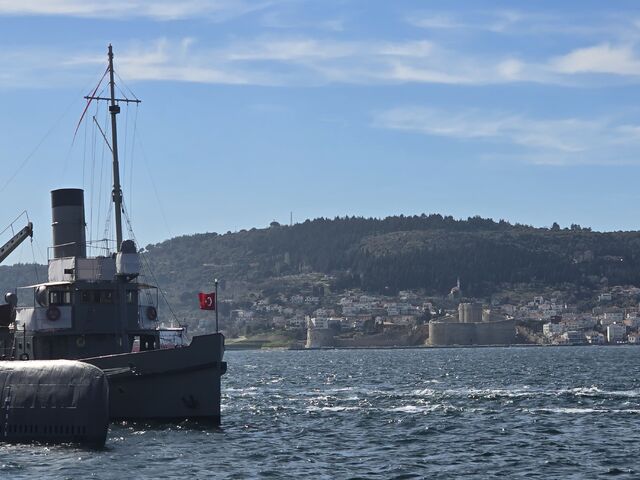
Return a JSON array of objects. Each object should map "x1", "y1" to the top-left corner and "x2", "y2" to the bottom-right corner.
[{"x1": 0, "y1": 360, "x2": 109, "y2": 447}]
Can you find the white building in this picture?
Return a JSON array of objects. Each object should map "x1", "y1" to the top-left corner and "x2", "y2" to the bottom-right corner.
[
  {"x1": 562, "y1": 331, "x2": 585, "y2": 345},
  {"x1": 347, "y1": 315, "x2": 370, "y2": 331},
  {"x1": 399, "y1": 290, "x2": 418, "y2": 300},
  {"x1": 387, "y1": 315, "x2": 417, "y2": 326},
  {"x1": 624, "y1": 313, "x2": 640, "y2": 329},
  {"x1": 540, "y1": 309, "x2": 560, "y2": 320},
  {"x1": 601, "y1": 311, "x2": 624, "y2": 326},
  {"x1": 290, "y1": 295, "x2": 304, "y2": 304},
  {"x1": 606, "y1": 311, "x2": 624, "y2": 321},
  {"x1": 586, "y1": 333, "x2": 605, "y2": 345},
  {"x1": 562, "y1": 315, "x2": 596, "y2": 331},
  {"x1": 286, "y1": 317, "x2": 306, "y2": 329},
  {"x1": 308, "y1": 317, "x2": 342, "y2": 330},
  {"x1": 385, "y1": 302, "x2": 415, "y2": 316},
  {"x1": 598, "y1": 293, "x2": 612, "y2": 302},
  {"x1": 607, "y1": 323, "x2": 626, "y2": 344},
  {"x1": 359, "y1": 295, "x2": 377, "y2": 303},
  {"x1": 543, "y1": 323, "x2": 565, "y2": 337}
]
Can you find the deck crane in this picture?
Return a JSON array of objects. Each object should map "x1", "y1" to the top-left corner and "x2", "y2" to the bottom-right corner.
[
  {"x1": 0, "y1": 222, "x2": 33, "y2": 264},
  {"x1": 0, "y1": 219, "x2": 32, "y2": 336}
]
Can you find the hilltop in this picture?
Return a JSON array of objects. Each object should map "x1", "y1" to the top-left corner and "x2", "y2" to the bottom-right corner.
[
  {"x1": 142, "y1": 214, "x2": 640, "y2": 313},
  {"x1": 2, "y1": 214, "x2": 640, "y2": 330}
]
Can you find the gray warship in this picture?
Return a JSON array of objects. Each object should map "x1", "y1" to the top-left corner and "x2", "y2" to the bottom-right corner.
[{"x1": 0, "y1": 45, "x2": 227, "y2": 426}]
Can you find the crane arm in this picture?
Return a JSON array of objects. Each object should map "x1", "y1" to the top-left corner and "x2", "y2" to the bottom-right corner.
[{"x1": 0, "y1": 222, "x2": 33, "y2": 264}]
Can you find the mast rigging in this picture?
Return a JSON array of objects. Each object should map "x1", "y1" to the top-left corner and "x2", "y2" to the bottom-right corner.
[{"x1": 84, "y1": 44, "x2": 141, "y2": 252}]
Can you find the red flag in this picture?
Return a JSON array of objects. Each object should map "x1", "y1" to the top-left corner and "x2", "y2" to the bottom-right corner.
[{"x1": 199, "y1": 292, "x2": 216, "y2": 310}]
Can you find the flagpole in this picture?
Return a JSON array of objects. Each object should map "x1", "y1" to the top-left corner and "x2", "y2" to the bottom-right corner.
[{"x1": 215, "y1": 278, "x2": 219, "y2": 333}]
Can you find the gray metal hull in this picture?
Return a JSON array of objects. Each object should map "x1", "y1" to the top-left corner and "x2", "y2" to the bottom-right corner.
[
  {"x1": 0, "y1": 360, "x2": 109, "y2": 446},
  {"x1": 81, "y1": 333, "x2": 226, "y2": 424}
]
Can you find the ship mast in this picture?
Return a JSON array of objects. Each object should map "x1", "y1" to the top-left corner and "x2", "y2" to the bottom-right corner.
[
  {"x1": 85, "y1": 44, "x2": 141, "y2": 252},
  {"x1": 108, "y1": 45, "x2": 124, "y2": 251}
]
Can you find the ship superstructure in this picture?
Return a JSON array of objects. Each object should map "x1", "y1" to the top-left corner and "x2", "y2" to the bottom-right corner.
[{"x1": 13, "y1": 188, "x2": 161, "y2": 361}]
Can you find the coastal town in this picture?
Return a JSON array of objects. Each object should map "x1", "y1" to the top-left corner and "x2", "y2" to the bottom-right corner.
[{"x1": 196, "y1": 275, "x2": 640, "y2": 348}]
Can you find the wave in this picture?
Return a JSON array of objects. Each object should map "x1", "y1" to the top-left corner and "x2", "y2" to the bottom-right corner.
[
  {"x1": 526, "y1": 407, "x2": 640, "y2": 414},
  {"x1": 409, "y1": 386, "x2": 640, "y2": 400},
  {"x1": 306, "y1": 406, "x2": 360, "y2": 412}
]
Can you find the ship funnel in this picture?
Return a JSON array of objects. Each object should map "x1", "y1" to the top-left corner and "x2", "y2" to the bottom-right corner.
[{"x1": 51, "y1": 188, "x2": 86, "y2": 258}]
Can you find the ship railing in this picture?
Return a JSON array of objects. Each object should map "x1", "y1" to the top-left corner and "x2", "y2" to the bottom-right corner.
[{"x1": 47, "y1": 239, "x2": 116, "y2": 261}]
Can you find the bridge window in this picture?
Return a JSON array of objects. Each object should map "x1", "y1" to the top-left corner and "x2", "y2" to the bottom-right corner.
[
  {"x1": 80, "y1": 290, "x2": 115, "y2": 304},
  {"x1": 49, "y1": 290, "x2": 71, "y2": 305},
  {"x1": 126, "y1": 290, "x2": 136, "y2": 304},
  {"x1": 100, "y1": 291, "x2": 114, "y2": 304}
]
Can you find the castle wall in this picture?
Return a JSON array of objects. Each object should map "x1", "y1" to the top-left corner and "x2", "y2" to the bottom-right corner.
[
  {"x1": 336, "y1": 325, "x2": 429, "y2": 348},
  {"x1": 305, "y1": 325, "x2": 430, "y2": 348},
  {"x1": 475, "y1": 319, "x2": 515, "y2": 345},
  {"x1": 428, "y1": 319, "x2": 515, "y2": 346},
  {"x1": 305, "y1": 328, "x2": 336, "y2": 348},
  {"x1": 458, "y1": 303, "x2": 483, "y2": 323}
]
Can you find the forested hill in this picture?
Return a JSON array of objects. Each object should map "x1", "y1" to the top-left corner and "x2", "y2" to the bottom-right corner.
[{"x1": 142, "y1": 214, "x2": 640, "y2": 299}]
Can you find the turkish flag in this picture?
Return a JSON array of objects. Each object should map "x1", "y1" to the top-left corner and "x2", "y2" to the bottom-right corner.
[{"x1": 199, "y1": 292, "x2": 216, "y2": 310}]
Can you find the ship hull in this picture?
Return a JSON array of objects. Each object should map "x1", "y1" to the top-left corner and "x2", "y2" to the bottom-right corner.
[{"x1": 81, "y1": 333, "x2": 226, "y2": 424}]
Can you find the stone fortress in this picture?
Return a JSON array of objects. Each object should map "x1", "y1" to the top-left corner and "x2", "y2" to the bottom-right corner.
[{"x1": 428, "y1": 302, "x2": 515, "y2": 346}]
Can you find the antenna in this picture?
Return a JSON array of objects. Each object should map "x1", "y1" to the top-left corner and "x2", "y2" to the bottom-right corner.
[{"x1": 84, "y1": 44, "x2": 141, "y2": 252}]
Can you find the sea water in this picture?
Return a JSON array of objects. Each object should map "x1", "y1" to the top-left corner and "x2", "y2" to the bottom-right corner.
[{"x1": 1, "y1": 346, "x2": 639, "y2": 479}]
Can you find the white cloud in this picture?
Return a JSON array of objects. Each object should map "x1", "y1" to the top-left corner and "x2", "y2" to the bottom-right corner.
[
  {"x1": 116, "y1": 39, "x2": 273, "y2": 85},
  {"x1": 386, "y1": 64, "x2": 472, "y2": 85},
  {"x1": 497, "y1": 59, "x2": 525, "y2": 80},
  {"x1": 0, "y1": 0, "x2": 271, "y2": 21},
  {"x1": 260, "y1": 11, "x2": 345, "y2": 32},
  {"x1": 5, "y1": 33, "x2": 640, "y2": 90},
  {"x1": 407, "y1": 8, "x2": 640, "y2": 48},
  {"x1": 4, "y1": 3, "x2": 640, "y2": 88},
  {"x1": 408, "y1": 9, "x2": 532, "y2": 34},
  {"x1": 408, "y1": 13, "x2": 464, "y2": 30},
  {"x1": 1, "y1": 37, "x2": 522, "y2": 88},
  {"x1": 0, "y1": 39, "x2": 276, "y2": 88},
  {"x1": 374, "y1": 107, "x2": 640, "y2": 166},
  {"x1": 224, "y1": 39, "x2": 358, "y2": 62},
  {"x1": 551, "y1": 43, "x2": 640, "y2": 76},
  {"x1": 378, "y1": 41, "x2": 434, "y2": 58}
]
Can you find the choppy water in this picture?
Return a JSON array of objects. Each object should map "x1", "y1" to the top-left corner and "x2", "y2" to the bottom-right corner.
[{"x1": 2, "y1": 346, "x2": 640, "y2": 479}]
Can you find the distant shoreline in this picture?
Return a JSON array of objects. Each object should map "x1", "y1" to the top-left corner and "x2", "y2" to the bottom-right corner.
[{"x1": 226, "y1": 342, "x2": 624, "y2": 351}]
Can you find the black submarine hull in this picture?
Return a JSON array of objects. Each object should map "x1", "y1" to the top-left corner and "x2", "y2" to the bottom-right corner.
[
  {"x1": 0, "y1": 360, "x2": 109, "y2": 446},
  {"x1": 81, "y1": 333, "x2": 226, "y2": 423}
]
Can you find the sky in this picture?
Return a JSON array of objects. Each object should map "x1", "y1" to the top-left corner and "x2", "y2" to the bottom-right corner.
[{"x1": 1, "y1": 0, "x2": 640, "y2": 263}]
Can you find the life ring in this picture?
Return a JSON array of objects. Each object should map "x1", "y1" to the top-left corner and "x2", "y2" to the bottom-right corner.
[
  {"x1": 46, "y1": 306, "x2": 61, "y2": 322},
  {"x1": 19, "y1": 353, "x2": 29, "y2": 361},
  {"x1": 76, "y1": 336, "x2": 86, "y2": 348},
  {"x1": 146, "y1": 306, "x2": 158, "y2": 321}
]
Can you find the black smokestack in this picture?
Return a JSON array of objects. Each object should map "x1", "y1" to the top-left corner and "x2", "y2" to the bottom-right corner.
[{"x1": 51, "y1": 188, "x2": 86, "y2": 259}]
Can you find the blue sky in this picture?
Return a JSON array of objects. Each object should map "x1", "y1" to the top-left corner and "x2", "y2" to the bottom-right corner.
[{"x1": 1, "y1": 0, "x2": 640, "y2": 263}]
